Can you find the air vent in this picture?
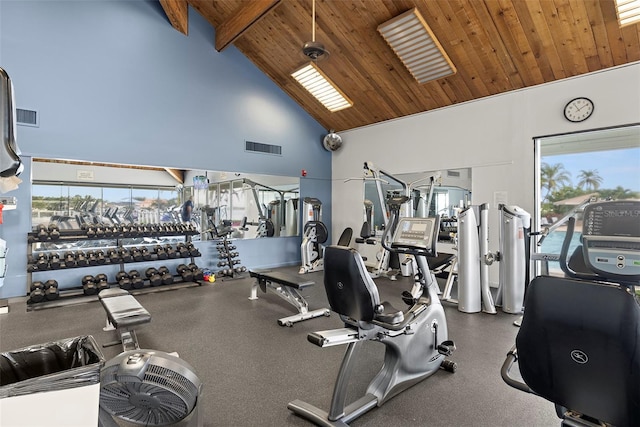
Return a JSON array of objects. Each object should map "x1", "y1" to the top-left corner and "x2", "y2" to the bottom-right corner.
[
  {"x1": 245, "y1": 141, "x2": 282, "y2": 156},
  {"x1": 447, "y1": 170, "x2": 461, "y2": 178},
  {"x1": 17, "y1": 108, "x2": 38, "y2": 127}
]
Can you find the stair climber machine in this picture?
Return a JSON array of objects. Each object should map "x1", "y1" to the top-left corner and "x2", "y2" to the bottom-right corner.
[
  {"x1": 299, "y1": 197, "x2": 329, "y2": 274},
  {"x1": 501, "y1": 200, "x2": 640, "y2": 427},
  {"x1": 288, "y1": 194, "x2": 456, "y2": 426}
]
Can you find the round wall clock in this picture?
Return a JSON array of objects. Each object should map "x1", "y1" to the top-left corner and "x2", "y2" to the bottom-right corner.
[{"x1": 563, "y1": 97, "x2": 594, "y2": 122}]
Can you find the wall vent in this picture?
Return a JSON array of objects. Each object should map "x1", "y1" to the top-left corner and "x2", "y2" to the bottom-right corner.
[
  {"x1": 245, "y1": 141, "x2": 282, "y2": 156},
  {"x1": 447, "y1": 170, "x2": 461, "y2": 178},
  {"x1": 17, "y1": 108, "x2": 39, "y2": 127}
]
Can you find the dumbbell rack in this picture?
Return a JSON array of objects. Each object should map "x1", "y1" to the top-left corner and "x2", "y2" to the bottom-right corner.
[
  {"x1": 26, "y1": 223, "x2": 203, "y2": 309},
  {"x1": 215, "y1": 239, "x2": 247, "y2": 279}
]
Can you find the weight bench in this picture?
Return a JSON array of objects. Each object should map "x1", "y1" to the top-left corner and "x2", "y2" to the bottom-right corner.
[
  {"x1": 249, "y1": 270, "x2": 330, "y2": 327},
  {"x1": 99, "y1": 288, "x2": 151, "y2": 351}
]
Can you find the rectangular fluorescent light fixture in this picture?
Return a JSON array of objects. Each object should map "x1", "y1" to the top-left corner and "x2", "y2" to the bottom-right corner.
[
  {"x1": 378, "y1": 8, "x2": 456, "y2": 84},
  {"x1": 291, "y1": 62, "x2": 353, "y2": 112},
  {"x1": 615, "y1": 0, "x2": 640, "y2": 27}
]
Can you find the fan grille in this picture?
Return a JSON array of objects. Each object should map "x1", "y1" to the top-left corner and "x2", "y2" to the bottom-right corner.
[{"x1": 101, "y1": 358, "x2": 200, "y2": 426}]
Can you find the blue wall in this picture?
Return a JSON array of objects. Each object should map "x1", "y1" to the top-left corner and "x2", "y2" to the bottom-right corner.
[{"x1": 0, "y1": 0, "x2": 331, "y2": 298}]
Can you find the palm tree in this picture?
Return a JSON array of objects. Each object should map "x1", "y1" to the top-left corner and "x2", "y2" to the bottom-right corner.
[
  {"x1": 540, "y1": 162, "x2": 572, "y2": 202},
  {"x1": 577, "y1": 169, "x2": 603, "y2": 191}
]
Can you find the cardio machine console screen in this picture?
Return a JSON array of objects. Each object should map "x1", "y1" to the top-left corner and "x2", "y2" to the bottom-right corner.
[
  {"x1": 391, "y1": 217, "x2": 438, "y2": 253},
  {"x1": 581, "y1": 200, "x2": 640, "y2": 280}
]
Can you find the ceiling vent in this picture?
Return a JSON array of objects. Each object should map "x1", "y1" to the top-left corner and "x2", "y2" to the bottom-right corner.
[
  {"x1": 378, "y1": 8, "x2": 456, "y2": 84},
  {"x1": 615, "y1": 0, "x2": 640, "y2": 27},
  {"x1": 17, "y1": 108, "x2": 38, "y2": 127}
]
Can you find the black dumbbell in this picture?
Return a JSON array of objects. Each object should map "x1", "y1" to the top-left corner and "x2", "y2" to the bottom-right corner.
[
  {"x1": 95, "y1": 224, "x2": 105, "y2": 238},
  {"x1": 177, "y1": 264, "x2": 194, "y2": 282},
  {"x1": 144, "y1": 268, "x2": 161, "y2": 287},
  {"x1": 186, "y1": 243, "x2": 201, "y2": 257},
  {"x1": 129, "y1": 270, "x2": 145, "y2": 289},
  {"x1": 35, "y1": 253, "x2": 49, "y2": 270},
  {"x1": 101, "y1": 224, "x2": 112, "y2": 238},
  {"x1": 141, "y1": 247, "x2": 153, "y2": 261},
  {"x1": 116, "y1": 271, "x2": 132, "y2": 290},
  {"x1": 188, "y1": 264, "x2": 204, "y2": 281},
  {"x1": 121, "y1": 224, "x2": 132, "y2": 237},
  {"x1": 218, "y1": 261, "x2": 228, "y2": 267},
  {"x1": 107, "y1": 249, "x2": 121, "y2": 264},
  {"x1": 63, "y1": 251, "x2": 76, "y2": 268},
  {"x1": 155, "y1": 245, "x2": 168, "y2": 260},
  {"x1": 29, "y1": 281, "x2": 46, "y2": 303},
  {"x1": 86, "y1": 250, "x2": 97, "y2": 266},
  {"x1": 95, "y1": 250, "x2": 107, "y2": 265},
  {"x1": 36, "y1": 224, "x2": 49, "y2": 241},
  {"x1": 109, "y1": 224, "x2": 120, "y2": 237},
  {"x1": 130, "y1": 247, "x2": 143, "y2": 262},
  {"x1": 165, "y1": 244, "x2": 177, "y2": 259},
  {"x1": 119, "y1": 247, "x2": 133, "y2": 263},
  {"x1": 177, "y1": 244, "x2": 189, "y2": 258},
  {"x1": 44, "y1": 279, "x2": 60, "y2": 300},
  {"x1": 86, "y1": 225, "x2": 96, "y2": 238},
  {"x1": 82, "y1": 275, "x2": 98, "y2": 295},
  {"x1": 95, "y1": 273, "x2": 109, "y2": 292},
  {"x1": 49, "y1": 253, "x2": 61, "y2": 269},
  {"x1": 76, "y1": 251, "x2": 89, "y2": 267},
  {"x1": 48, "y1": 223, "x2": 60, "y2": 240},
  {"x1": 158, "y1": 266, "x2": 174, "y2": 285}
]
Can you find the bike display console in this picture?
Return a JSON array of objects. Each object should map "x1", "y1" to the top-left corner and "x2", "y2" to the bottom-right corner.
[
  {"x1": 581, "y1": 200, "x2": 640, "y2": 280},
  {"x1": 391, "y1": 217, "x2": 439, "y2": 254}
]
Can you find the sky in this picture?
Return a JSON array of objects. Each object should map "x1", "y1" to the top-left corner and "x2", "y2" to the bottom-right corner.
[{"x1": 543, "y1": 146, "x2": 640, "y2": 192}]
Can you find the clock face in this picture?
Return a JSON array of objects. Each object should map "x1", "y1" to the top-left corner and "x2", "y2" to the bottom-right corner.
[{"x1": 564, "y1": 97, "x2": 594, "y2": 122}]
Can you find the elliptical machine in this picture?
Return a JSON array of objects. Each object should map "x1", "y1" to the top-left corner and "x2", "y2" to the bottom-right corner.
[
  {"x1": 501, "y1": 200, "x2": 640, "y2": 427},
  {"x1": 288, "y1": 195, "x2": 456, "y2": 426}
]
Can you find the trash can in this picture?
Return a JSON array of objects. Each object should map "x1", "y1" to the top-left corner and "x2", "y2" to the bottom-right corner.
[{"x1": 0, "y1": 335, "x2": 105, "y2": 427}]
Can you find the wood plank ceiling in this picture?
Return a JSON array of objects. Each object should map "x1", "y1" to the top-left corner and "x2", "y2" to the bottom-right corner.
[{"x1": 161, "y1": 0, "x2": 640, "y2": 132}]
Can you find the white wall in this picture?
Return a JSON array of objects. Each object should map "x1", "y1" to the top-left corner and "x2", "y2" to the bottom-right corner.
[{"x1": 332, "y1": 62, "x2": 640, "y2": 285}]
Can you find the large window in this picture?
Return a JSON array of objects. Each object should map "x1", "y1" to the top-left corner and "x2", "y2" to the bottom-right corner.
[{"x1": 534, "y1": 125, "x2": 640, "y2": 274}]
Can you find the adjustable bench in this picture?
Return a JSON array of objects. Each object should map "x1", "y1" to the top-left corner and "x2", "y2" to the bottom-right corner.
[
  {"x1": 99, "y1": 288, "x2": 151, "y2": 351},
  {"x1": 249, "y1": 270, "x2": 330, "y2": 327}
]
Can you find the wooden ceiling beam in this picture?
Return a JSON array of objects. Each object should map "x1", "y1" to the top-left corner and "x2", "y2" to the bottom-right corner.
[
  {"x1": 164, "y1": 168, "x2": 185, "y2": 184},
  {"x1": 215, "y1": 0, "x2": 281, "y2": 52},
  {"x1": 160, "y1": 0, "x2": 189, "y2": 35}
]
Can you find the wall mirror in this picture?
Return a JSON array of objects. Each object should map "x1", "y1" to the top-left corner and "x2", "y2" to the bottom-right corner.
[
  {"x1": 31, "y1": 159, "x2": 300, "y2": 243},
  {"x1": 361, "y1": 167, "x2": 471, "y2": 234}
]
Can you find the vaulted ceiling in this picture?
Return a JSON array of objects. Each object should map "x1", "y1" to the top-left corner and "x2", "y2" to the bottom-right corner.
[{"x1": 159, "y1": 0, "x2": 640, "y2": 132}]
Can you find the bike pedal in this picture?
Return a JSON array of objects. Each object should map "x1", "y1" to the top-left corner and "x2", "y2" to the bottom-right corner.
[{"x1": 437, "y1": 340, "x2": 456, "y2": 356}]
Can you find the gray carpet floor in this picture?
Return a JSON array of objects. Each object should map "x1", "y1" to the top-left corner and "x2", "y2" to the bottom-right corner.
[{"x1": 0, "y1": 267, "x2": 559, "y2": 426}]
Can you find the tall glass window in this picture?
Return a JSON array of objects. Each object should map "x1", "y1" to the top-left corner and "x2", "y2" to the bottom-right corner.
[{"x1": 534, "y1": 125, "x2": 640, "y2": 275}]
